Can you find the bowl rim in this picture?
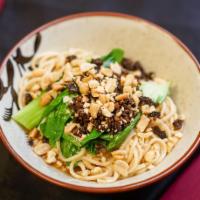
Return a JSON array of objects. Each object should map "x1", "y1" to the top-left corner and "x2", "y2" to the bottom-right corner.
[{"x1": 0, "y1": 11, "x2": 200, "y2": 193}]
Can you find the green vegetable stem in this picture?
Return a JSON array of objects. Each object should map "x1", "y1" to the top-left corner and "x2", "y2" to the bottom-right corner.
[
  {"x1": 100, "y1": 134, "x2": 114, "y2": 141},
  {"x1": 80, "y1": 129, "x2": 102, "y2": 146},
  {"x1": 140, "y1": 81, "x2": 169, "y2": 104},
  {"x1": 107, "y1": 113, "x2": 141, "y2": 151}
]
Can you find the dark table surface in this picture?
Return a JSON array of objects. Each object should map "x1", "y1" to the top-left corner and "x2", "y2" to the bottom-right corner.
[{"x1": 0, "y1": 0, "x2": 199, "y2": 199}]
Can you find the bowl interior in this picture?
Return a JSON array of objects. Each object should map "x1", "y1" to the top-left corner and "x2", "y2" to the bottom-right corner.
[{"x1": 0, "y1": 13, "x2": 200, "y2": 190}]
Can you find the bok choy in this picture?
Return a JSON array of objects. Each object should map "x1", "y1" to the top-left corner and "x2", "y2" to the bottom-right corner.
[{"x1": 12, "y1": 90, "x2": 74, "y2": 130}]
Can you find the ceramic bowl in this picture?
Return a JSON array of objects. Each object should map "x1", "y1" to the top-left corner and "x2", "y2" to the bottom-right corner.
[{"x1": 0, "y1": 12, "x2": 200, "y2": 193}]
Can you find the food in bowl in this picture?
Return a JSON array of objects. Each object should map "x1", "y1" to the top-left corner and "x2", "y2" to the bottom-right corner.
[{"x1": 12, "y1": 48, "x2": 185, "y2": 183}]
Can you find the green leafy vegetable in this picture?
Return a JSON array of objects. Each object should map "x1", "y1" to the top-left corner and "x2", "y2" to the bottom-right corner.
[
  {"x1": 85, "y1": 140, "x2": 98, "y2": 155},
  {"x1": 85, "y1": 140, "x2": 107, "y2": 155},
  {"x1": 80, "y1": 129, "x2": 102, "y2": 146},
  {"x1": 140, "y1": 81, "x2": 169, "y2": 104},
  {"x1": 100, "y1": 134, "x2": 114, "y2": 141},
  {"x1": 107, "y1": 113, "x2": 141, "y2": 151},
  {"x1": 12, "y1": 95, "x2": 46, "y2": 130},
  {"x1": 62, "y1": 133, "x2": 81, "y2": 147},
  {"x1": 61, "y1": 134, "x2": 81, "y2": 158},
  {"x1": 40, "y1": 103, "x2": 71, "y2": 146},
  {"x1": 101, "y1": 48, "x2": 124, "y2": 67},
  {"x1": 13, "y1": 90, "x2": 76, "y2": 130}
]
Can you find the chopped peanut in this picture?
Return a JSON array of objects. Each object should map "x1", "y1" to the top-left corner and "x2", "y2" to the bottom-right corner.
[
  {"x1": 82, "y1": 75, "x2": 93, "y2": 83},
  {"x1": 89, "y1": 103, "x2": 101, "y2": 118},
  {"x1": 105, "y1": 102, "x2": 115, "y2": 112},
  {"x1": 136, "y1": 114, "x2": 150, "y2": 132},
  {"x1": 46, "y1": 150, "x2": 57, "y2": 164},
  {"x1": 72, "y1": 67, "x2": 82, "y2": 76},
  {"x1": 95, "y1": 86, "x2": 105, "y2": 93},
  {"x1": 34, "y1": 143, "x2": 50, "y2": 156},
  {"x1": 52, "y1": 83, "x2": 64, "y2": 91},
  {"x1": 78, "y1": 82, "x2": 89, "y2": 95},
  {"x1": 123, "y1": 85, "x2": 132, "y2": 94},
  {"x1": 99, "y1": 94, "x2": 109, "y2": 104},
  {"x1": 101, "y1": 106, "x2": 113, "y2": 117},
  {"x1": 132, "y1": 94, "x2": 139, "y2": 106},
  {"x1": 40, "y1": 92, "x2": 52, "y2": 106},
  {"x1": 100, "y1": 67, "x2": 113, "y2": 77},
  {"x1": 64, "y1": 122, "x2": 77, "y2": 133},
  {"x1": 71, "y1": 59, "x2": 84, "y2": 67},
  {"x1": 87, "y1": 122, "x2": 93, "y2": 132},
  {"x1": 105, "y1": 78, "x2": 117, "y2": 93},
  {"x1": 115, "y1": 93, "x2": 129, "y2": 101},
  {"x1": 48, "y1": 90, "x2": 57, "y2": 99},
  {"x1": 124, "y1": 74, "x2": 134, "y2": 86},
  {"x1": 80, "y1": 63, "x2": 95, "y2": 72},
  {"x1": 110, "y1": 62, "x2": 122, "y2": 75},
  {"x1": 91, "y1": 89, "x2": 100, "y2": 97},
  {"x1": 29, "y1": 128, "x2": 38, "y2": 139},
  {"x1": 63, "y1": 63, "x2": 73, "y2": 82},
  {"x1": 88, "y1": 80, "x2": 99, "y2": 89}
]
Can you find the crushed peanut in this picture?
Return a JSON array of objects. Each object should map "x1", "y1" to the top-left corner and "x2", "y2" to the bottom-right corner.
[
  {"x1": 136, "y1": 114, "x2": 150, "y2": 132},
  {"x1": 115, "y1": 93, "x2": 129, "y2": 101},
  {"x1": 105, "y1": 78, "x2": 117, "y2": 93},
  {"x1": 64, "y1": 122, "x2": 77, "y2": 133},
  {"x1": 89, "y1": 103, "x2": 101, "y2": 118},
  {"x1": 110, "y1": 62, "x2": 122, "y2": 75},
  {"x1": 101, "y1": 106, "x2": 113, "y2": 117},
  {"x1": 100, "y1": 67, "x2": 113, "y2": 77},
  {"x1": 34, "y1": 143, "x2": 50, "y2": 156},
  {"x1": 40, "y1": 92, "x2": 53, "y2": 106},
  {"x1": 88, "y1": 80, "x2": 99, "y2": 89}
]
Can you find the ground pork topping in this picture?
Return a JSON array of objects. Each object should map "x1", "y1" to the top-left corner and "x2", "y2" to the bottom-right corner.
[
  {"x1": 70, "y1": 94, "x2": 136, "y2": 136},
  {"x1": 121, "y1": 58, "x2": 154, "y2": 80},
  {"x1": 173, "y1": 119, "x2": 184, "y2": 130},
  {"x1": 152, "y1": 126, "x2": 167, "y2": 139}
]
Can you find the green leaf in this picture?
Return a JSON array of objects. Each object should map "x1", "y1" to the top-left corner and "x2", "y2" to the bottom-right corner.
[
  {"x1": 101, "y1": 48, "x2": 124, "y2": 67},
  {"x1": 107, "y1": 113, "x2": 141, "y2": 151},
  {"x1": 140, "y1": 81, "x2": 169, "y2": 104},
  {"x1": 80, "y1": 129, "x2": 102, "y2": 146},
  {"x1": 40, "y1": 103, "x2": 71, "y2": 146},
  {"x1": 61, "y1": 134, "x2": 81, "y2": 158}
]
